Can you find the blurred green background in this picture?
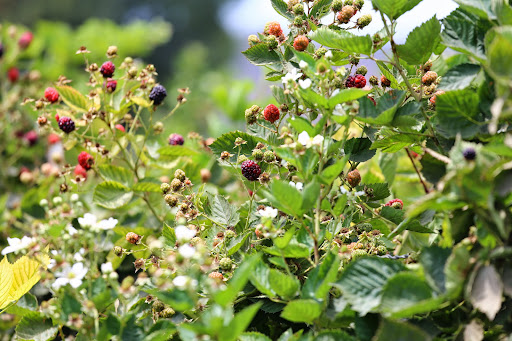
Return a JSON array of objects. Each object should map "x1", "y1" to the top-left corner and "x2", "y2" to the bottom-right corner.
[{"x1": 0, "y1": 0, "x2": 264, "y2": 138}]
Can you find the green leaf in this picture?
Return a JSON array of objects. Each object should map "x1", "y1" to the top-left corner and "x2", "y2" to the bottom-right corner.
[
  {"x1": 158, "y1": 145, "x2": 198, "y2": 158},
  {"x1": 314, "y1": 330, "x2": 356, "y2": 341},
  {"x1": 328, "y1": 88, "x2": 371, "y2": 109},
  {"x1": 379, "y1": 272, "x2": 434, "y2": 316},
  {"x1": 357, "y1": 91, "x2": 406, "y2": 126},
  {"x1": 263, "y1": 242, "x2": 311, "y2": 258},
  {"x1": 289, "y1": 116, "x2": 315, "y2": 136},
  {"x1": 98, "y1": 165, "x2": 134, "y2": 187},
  {"x1": 396, "y1": 16, "x2": 441, "y2": 65},
  {"x1": 250, "y1": 262, "x2": 277, "y2": 298},
  {"x1": 15, "y1": 312, "x2": 58, "y2": 341},
  {"x1": 56, "y1": 85, "x2": 89, "y2": 112},
  {"x1": 373, "y1": 319, "x2": 430, "y2": 341},
  {"x1": 357, "y1": 183, "x2": 390, "y2": 201},
  {"x1": 320, "y1": 158, "x2": 348, "y2": 185},
  {"x1": 309, "y1": 27, "x2": 373, "y2": 55},
  {"x1": 210, "y1": 131, "x2": 266, "y2": 159},
  {"x1": 442, "y1": 9, "x2": 487, "y2": 62},
  {"x1": 435, "y1": 89, "x2": 480, "y2": 120},
  {"x1": 420, "y1": 246, "x2": 452, "y2": 293},
  {"x1": 419, "y1": 153, "x2": 447, "y2": 184},
  {"x1": 486, "y1": 27, "x2": 512, "y2": 80},
  {"x1": 301, "y1": 178, "x2": 321, "y2": 212},
  {"x1": 271, "y1": 0, "x2": 295, "y2": 20},
  {"x1": 206, "y1": 193, "x2": 240, "y2": 227},
  {"x1": 454, "y1": 0, "x2": 496, "y2": 20},
  {"x1": 372, "y1": 0, "x2": 422, "y2": 19},
  {"x1": 301, "y1": 252, "x2": 339, "y2": 300},
  {"x1": 132, "y1": 181, "x2": 161, "y2": 193},
  {"x1": 242, "y1": 44, "x2": 281, "y2": 65},
  {"x1": 162, "y1": 225, "x2": 176, "y2": 247},
  {"x1": 334, "y1": 257, "x2": 406, "y2": 315},
  {"x1": 93, "y1": 181, "x2": 133, "y2": 209},
  {"x1": 227, "y1": 233, "x2": 251, "y2": 256},
  {"x1": 269, "y1": 269, "x2": 300, "y2": 300},
  {"x1": 439, "y1": 63, "x2": 481, "y2": 90},
  {"x1": 281, "y1": 299, "x2": 322, "y2": 324},
  {"x1": 299, "y1": 88, "x2": 328, "y2": 108},
  {"x1": 220, "y1": 303, "x2": 263, "y2": 341},
  {"x1": 145, "y1": 287, "x2": 195, "y2": 312},
  {"x1": 264, "y1": 180, "x2": 303, "y2": 217},
  {"x1": 310, "y1": 0, "x2": 333, "y2": 18},
  {"x1": 240, "y1": 332, "x2": 272, "y2": 341},
  {"x1": 344, "y1": 137, "x2": 376, "y2": 162}
]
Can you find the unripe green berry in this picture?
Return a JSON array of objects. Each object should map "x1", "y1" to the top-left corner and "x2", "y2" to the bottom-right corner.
[
  {"x1": 164, "y1": 194, "x2": 179, "y2": 207},
  {"x1": 351, "y1": 249, "x2": 367, "y2": 260},
  {"x1": 369, "y1": 75, "x2": 378, "y2": 86},
  {"x1": 245, "y1": 109, "x2": 257, "y2": 125},
  {"x1": 376, "y1": 245, "x2": 387, "y2": 255},
  {"x1": 248, "y1": 34, "x2": 260, "y2": 46},
  {"x1": 159, "y1": 307, "x2": 175, "y2": 318},
  {"x1": 315, "y1": 47, "x2": 328, "y2": 59},
  {"x1": 263, "y1": 150, "x2": 276, "y2": 163},
  {"x1": 170, "y1": 178, "x2": 183, "y2": 192},
  {"x1": 113, "y1": 246, "x2": 124, "y2": 257},
  {"x1": 332, "y1": 0, "x2": 344, "y2": 12},
  {"x1": 225, "y1": 230, "x2": 236, "y2": 239},
  {"x1": 238, "y1": 155, "x2": 249, "y2": 164},
  {"x1": 174, "y1": 169, "x2": 186, "y2": 181},
  {"x1": 161, "y1": 183, "x2": 171, "y2": 194},
  {"x1": 354, "y1": 0, "x2": 364, "y2": 9},
  {"x1": 265, "y1": 35, "x2": 279, "y2": 49},
  {"x1": 357, "y1": 14, "x2": 372, "y2": 28},
  {"x1": 219, "y1": 257, "x2": 233, "y2": 271},
  {"x1": 293, "y1": 3, "x2": 305, "y2": 15},
  {"x1": 332, "y1": 77, "x2": 344, "y2": 89},
  {"x1": 252, "y1": 149, "x2": 264, "y2": 161},
  {"x1": 153, "y1": 300, "x2": 166, "y2": 313},
  {"x1": 153, "y1": 121, "x2": 164, "y2": 134},
  {"x1": 293, "y1": 17, "x2": 304, "y2": 27},
  {"x1": 356, "y1": 65, "x2": 368, "y2": 76}
]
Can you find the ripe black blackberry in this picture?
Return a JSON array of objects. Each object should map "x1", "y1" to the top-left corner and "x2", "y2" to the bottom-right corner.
[
  {"x1": 149, "y1": 84, "x2": 167, "y2": 106},
  {"x1": 345, "y1": 75, "x2": 355, "y2": 88},
  {"x1": 241, "y1": 160, "x2": 261, "y2": 181},
  {"x1": 462, "y1": 147, "x2": 476, "y2": 161},
  {"x1": 58, "y1": 116, "x2": 75, "y2": 134}
]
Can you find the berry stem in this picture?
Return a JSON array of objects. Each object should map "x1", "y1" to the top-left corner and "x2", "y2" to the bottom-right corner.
[{"x1": 405, "y1": 148, "x2": 430, "y2": 194}]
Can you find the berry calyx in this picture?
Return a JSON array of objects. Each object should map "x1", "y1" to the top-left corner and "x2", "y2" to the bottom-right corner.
[
  {"x1": 421, "y1": 71, "x2": 438, "y2": 85},
  {"x1": 263, "y1": 104, "x2": 280, "y2": 123},
  {"x1": 385, "y1": 199, "x2": 404, "y2": 209},
  {"x1": 346, "y1": 169, "x2": 361, "y2": 187},
  {"x1": 58, "y1": 116, "x2": 76, "y2": 134},
  {"x1": 354, "y1": 74, "x2": 366, "y2": 88},
  {"x1": 18, "y1": 31, "x2": 33, "y2": 49},
  {"x1": 293, "y1": 35, "x2": 309, "y2": 51},
  {"x1": 100, "y1": 61, "x2": 115, "y2": 78},
  {"x1": 169, "y1": 133, "x2": 184, "y2": 146},
  {"x1": 44, "y1": 87, "x2": 59, "y2": 103},
  {"x1": 77, "y1": 151, "x2": 94, "y2": 170},
  {"x1": 462, "y1": 147, "x2": 476, "y2": 161},
  {"x1": 241, "y1": 160, "x2": 261, "y2": 181},
  {"x1": 149, "y1": 84, "x2": 167, "y2": 106}
]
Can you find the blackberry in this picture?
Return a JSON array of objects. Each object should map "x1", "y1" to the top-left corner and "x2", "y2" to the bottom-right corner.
[
  {"x1": 381, "y1": 76, "x2": 391, "y2": 87},
  {"x1": 106, "y1": 78, "x2": 117, "y2": 93},
  {"x1": 293, "y1": 35, "x2": 309, "y2": 51},
  {"x1": 149, "y1": 84, "x2": 167, "y2": 106},
  {"x1": 345, "y1": 75, "x2": 355, "y2": 88},
  {"x1": 100, "y1": 61, "x2": 115, "y2": 78},
  {"x1": 354, "y1": 74, "x2": 366, "y2": 88},
  {"x1": 169, "y1": 133, "x2": 184, "y2": 146},
  {"x1": 58, "y1": 116, "x2": 75, "y2": 134},
  {"x1": 77, "y1": 151, "x2": 94, "y2": 170},
  {"x1": 462, "y1": 147, "x2": 476, "y2": 161},
  {"x1": 241, "y1": 160, "x2": 261, "y2": 181}
]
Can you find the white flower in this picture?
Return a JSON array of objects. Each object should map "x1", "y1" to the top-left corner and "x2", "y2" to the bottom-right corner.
[
  {"x1": 299, "y1": 60, "x2": 308, "y2": 69},
  {"x1": 52, "y1": 262, "x2": 88, "y2": 290},
  {"x1": 299, "y1": 78, "x2": 312, "y2": 89},
  {"x1": 174, "y1": 225, "x2": 196, "y2": 242},
  {"x1": 173, "y1": 275, "x2": 198, "y2": 290},
  {"x1": 289, "y1": 181, "x2": 303, "y2": 191},
  {"x1": 101, "y1": 262, "x2": 113, "y2": 274},
  {"x1": 178, "y1": 244, "x2": 196, "y2": 259},
  {"x1": 298, "y1": 131, "x2": 311, "y2": 146},
  {"x1": 70, "y1": 193, "x2": 79, "y2": 202},
  {"x1": 96, "y1": 217, "x2": 118, "y2": 230},
  {"x1": 66, "y1": 224, "x2": 78, "y2": 236},
  {"x1": 297, "y1": 131, "x2": 324, "y2": 148},
  {"x1": 282, "y1": 68, "x2": 302, "y2": 84},
  {"x1": 73, "y1": 248, "x2": 85, "y2": 262},
  {"x1": 1, "y1": 236, "x2": 35, "y2": 255},
  {"x1": 325, "y1": 50, "x2": 333, "y2": 59},
  {"x1": 340, "y1": 186, "x2": 348, "y2": 194},
  {"x1": 333, "y1": 104, "x2": 344, "y2": 116},
  {"x1": 258, "y1": 206, "x2": 278, "y2": 219},
  {"x1": 78, "y1": 213, "x2": 97, "y2": 228},
  {"x1": 311, "y1": 135, "x2": 324, "y2": 146},
  {"x1": 355, "y1": 191, "x2": 366, "y2": 196}
]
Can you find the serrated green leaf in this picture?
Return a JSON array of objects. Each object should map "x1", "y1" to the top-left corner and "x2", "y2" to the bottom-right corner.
[
  {"x1": 56, "y1": 85, "x2": 89, "y2": 112},
  {"x1": 98, "y1": 165, "x2": 134, "y2": 187},
  {"x1": 301, "y1": 252, "x2": 339, "y2": 300},
  {"x1": 309, "y1": 27, "x2": 373, "y2": 55},
  {"x1": 265, "y1": 180, "x2": 303, "y2": 217},
  {"x1": 93, "y1": 181, "x2": 133, "y2": 209},
  {"x1": 269, "y1": 269, "x2": 300, "y2": 300},
  {"x1": 157, "y1": 145, "x2": 198, "y2": 159},
  {"x1": 310, "y1": 0, "x2": 334, "y2": 18},
  {"x1": 435, "y1": 89, "x2": 480, "y2": 119},
  {"x1": 132, "y1": 182, "x2": 161, "y2": 193},
  {"x1": 373, "y1": 319, "x2": 430, "y2": 341},
  {"x1": 210, "y1": 131, "x2": 266, "y2": 159},
  {"x1": 219, "y1": 303, "x2": 263, "y2": 341},
  {"x1": 206, "y1": 193, "x2": 240, "y2": 227},
  {"x1": 288, "y1": 116, "x2": 315, "y2": 136},
  {"x1": 242, "y1": 44, "x2": 281, "y2": 65},
  {"x1": 486, "y1": 27, "x2": 512, "y2": 80},
  {"x1": 439, "y1": 63, "x2": 480, "y2": 90},
  {"x1": 328, "y1": 88, "x2": 371, "y2": 109},
  {"x1": 372, "y1": 0, "x2": 422, "y2": 20},
  {"x1": 442, "y1": 9, "x2": 487, "y2": 62},
  {"x1": 334, "y1": 257, "x2": 406, "y2": 315},
  {"x1": 250, "y1": 262, "x2": 277, "y2": 298},
  {"x1": 271, "y1": 0, "x2": 295, "y2": 20},
  {"x1": 396, "y1": 16, "x2": 441, "y2": 65},
  {"x1": 454, "y1": 0, "x2": 497, "y2": 20},
  {"x1": 281, "y1": 299, "x2": 322, "y2": 324},
  {"x1": 344, "y1": 137, "x2": 376, "y2": 162},
  {"x1": 15, "y1": 312, "x2": 58, "y2": 341}
]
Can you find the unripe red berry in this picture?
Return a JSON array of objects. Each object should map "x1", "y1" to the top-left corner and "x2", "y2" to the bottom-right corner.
[
  {"x1": 384, "y1": 198, "x2": 403, "y2": 209},
  {"x1": 77, "y1": 151, "x2": 94, "y2": 170},
  {"x1": 293, "y1": 35, "x2": 309, "y2": 51},
  {"x1": 126, "y1": 232, "x2": 142, "y2": 245},
  {"x1": 169, "y1": 133, "x2": 184, "y2": 146},
  {"x1": 208, "y1": 272, "x2": 224, "y2": 281},
  {"x1": 266, "y1": 21, "x2": 283, "y2": 37},
  {"x1": 263, "y1": 104, "x2": 280, "y2": 123},
  {"x1": 24, "y1": 130, "x2": 38, "y2": 146},
  {"x1": 421, "y1": 71, "x2": 438, "y2": 85},
  {"x1": 354, "y1": 74, "x2": 366, "y2": 88},
  {"x1": 115, "y1": 124, "x2": 125, "y2": 132},
  {"x1": 346, "y1": 169, "x2": 361, "y2": 187},
  {"x1": 337, "y1": 6, "x2": 356, "y2": 24},
  {"x1": 44, "y1": 87, "x2": 59, "y2": 103},
  {"x1": 380, "y1": 76, "x2": 391, "y2": 87},
  {"x1": 7, "y1": 67, "x2": 19, "y2": 82},
  {"x1": 100, "y1": 61, "x2": 115, "y2": 78},
  {"x1": 106, "y1": 78, "x2": 117, "y2": 93},
  {"x1": 18, "y1": 31, "x2": 33, "y2": 49},
  {"x1": 74, "y1": 164, "x2": 87, "y2": 179}
]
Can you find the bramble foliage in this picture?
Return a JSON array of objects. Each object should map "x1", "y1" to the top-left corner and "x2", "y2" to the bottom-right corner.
[{"x1": 1, "y1": 0, "x2": 512, "y2": 340}]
